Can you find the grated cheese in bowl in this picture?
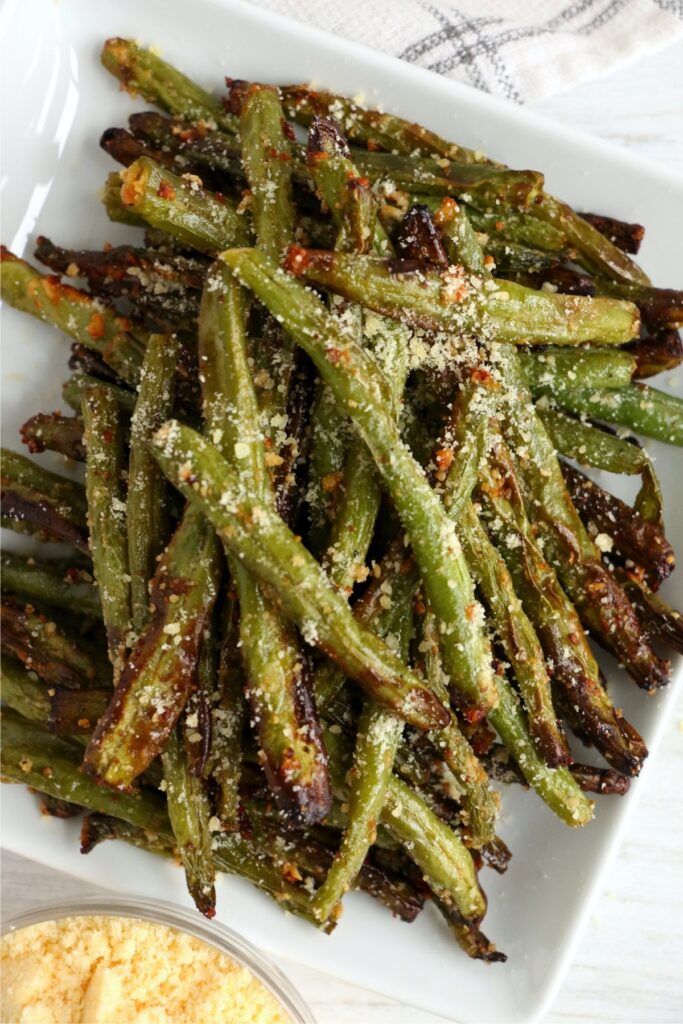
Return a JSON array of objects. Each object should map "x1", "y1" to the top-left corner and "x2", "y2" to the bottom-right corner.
[{"x1": 1, "y1": 900, "x2": 309, "y2": 1024}]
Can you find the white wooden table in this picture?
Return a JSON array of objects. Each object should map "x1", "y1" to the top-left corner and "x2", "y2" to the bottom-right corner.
[{"x1": 3, "y1": 41, "x2": 683, "y2": 1024}]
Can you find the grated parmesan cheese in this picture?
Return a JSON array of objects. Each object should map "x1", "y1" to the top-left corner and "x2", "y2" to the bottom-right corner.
[{"x1": 1, "y1": 916, "x2": 290, "y2": 1023}]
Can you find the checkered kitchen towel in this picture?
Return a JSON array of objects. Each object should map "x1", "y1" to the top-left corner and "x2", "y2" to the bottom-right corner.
[{"x1": 244, "y1": 0, "x2": 683, "y2": 103}]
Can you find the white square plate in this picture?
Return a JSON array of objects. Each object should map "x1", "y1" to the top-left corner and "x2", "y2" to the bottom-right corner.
[{"x1": 1, "y1": 1, "x2": 682, "y2": 1020}]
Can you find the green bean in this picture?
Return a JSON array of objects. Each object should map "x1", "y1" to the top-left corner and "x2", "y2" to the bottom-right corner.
[
  {"x1": 435, "y1": 896, "x2": 506, "y2": 962},
  {"x1": 322, "y1": 722, "x2": 486, "y2": 921},
  {"x1": 161, "y1": 726, "x2": 216, "y2": 917},
  {"x1": 83, "y1": 503, "x2": 220, "y2": 787},
  {"x1": 239, "y1": 85, "x2": 297, "y2": 259},
  {"x1": 100, "y1": 124, "x2": 177, "y2": 174},
  {"x1": 286, "y1": 88, "x2": 647, "y2": 286},
  {"x1": 305, "y1": 127, "x2": 376, "y2": 564},
  {"x1": 459, "y1": 500, "x2": 570, "y2": 766},
  {"x1": 0, "y1": 479, "x2": 90, "y2": 551},
  {"x1": 239, "y1": 85, "x2": 302, "y2": 512},
  {"x1": 520, "y1": 348, "x2": 636, "y2": 395},
  {"x1": 0, "y1": 553, "x2": 101, "y2": 618},
  {"x1": 128, "y1": 111, "x2": 245, "y2": 181},
  {"x1": 101, "y1": 38, "x2": 238, "y2": 133},
  {"x1": 0, "y1": 249, "x2": 144, "y2": 385},
  {"x1": 182, "y1": 620, "x2": 215, "y2": 778},
  {"x1": 128, "y1": 332, "x2": 180, "y2": 633},
  {"x1": 0, "y1": 448, "x2": 89, "y2": 551},
  {"x1": 304, "y1": 379, "x2": 349, "y2": 556},
  {"x1": 562, "y1": 463, "x2": 674, "y2": 590},
  {"x1": 0, "y1": 598, "x2": 108, "y2": 690},
  {"x1": 627, "y1": 330, "x2": 683, "y2": 379},
  {"x1": 2, "y1": 709, "x2": 170, "y2": 834},
  {"x1": 80, "y1": 813, "x2": 172, "y2": 856},
  {"x1": 580, "y1": 212, "x2": 644, "y2": 255},
  {"x1": 439, "y1": 384, "x2": 566, "y2": 765},
  {"x1": 207, "y1": 591, "x2": 247, "y2": 828},
  {"x1": 307, "y1": 118, "x2": 409, "y2": 593},
  {"x1": 222, "y1": 248, "x2": 495, "y2": 716},
  {"x1": 119, "y1": 158, "x2": 251, "y2": 254},
  {"x1": 307, "y1": 119, "x2": 387, "y2": 248},
  {"x1": 281, "y1": 85, "x2": 484, "y2": 164},
  {"x1": 48, "y1": 688, "x2": 109, "y2": 737},
  {"x1": 62, "y1": 375, "x2": 136, "y2": 418},
  {"x1": 489, "y1": 681, "x2": 593, "y2": 824},
  {"x1": 422, "y1": 303, "x2": 591, "y2": 819},
  {"x1": 383, "y1": 775, "x2": 486, "y2": 920},
  {"x1": 286, "y1": 249, "x2": 640, "y2": 346},
  {"x1": 548, "y1": 382, "x2": 683, "y2": 447},
  {"x1": 81, "y1": 384, "x2": 131, "y2": 676},
  {"x1": 538, "y1": 407, "x2": 663, "y2": 525},
  {"x1": 244, "y1": 804, "x2": 425, "y2": 922},
  {"x1": 466, "y1": 207, "x2": 568, "y2": 253},
  {"x1": 589, "y1": 278, "x2": 683, "y2": 331},
  {"x1": 479, "y1": 439, "x2": 648, "y2": 777},
  {"x1": 1, "y1": 657, "x2": 51, "y2": 723},
  {"x1": 80, "y1": 811, "x2": 322, "y2": 928},
  {"x1": 417, "y1": 611, "x2": 500, "y2": 845},
  {"x1": 353, "y1": 150, "x2": 542, "y2": 209},
  {"x1": 102, "y1": 172, "x2": 147, "y2": 227},
  {"x1": 621, "y1": 576, "x2": 683, "y2": 654},
  {"x1": 150, "y1": 419, "x2": 448, "y2": 731},
  {"x1": 34, "y1": 235, "x2": 207, "y2": 302},
  {"x1": 397, "y1": 415, "x2": 501, "y2": 842},
  {"x1": 1, "y1": 448, "x2": 86, "y2": 516},
  {"x1": 199, "y1": 261, "x2": 330, "y2": 823},
  {"x1": 311, "y1": 544, "x2": 414, "y2": 924},
  {"x1": 531, "y1": 194, "x2": 650, "y2": 287},
  {"x1": 20, "y1": 412, "x2": 86, "y2": 463},
  {"x1": 485, "y1": 239, "x2": 562, "y2": 275}
]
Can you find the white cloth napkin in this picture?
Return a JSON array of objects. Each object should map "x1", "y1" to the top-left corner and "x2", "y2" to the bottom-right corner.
[{"x1": 244, "y1": 0, "x2": 683, "y2": 102}]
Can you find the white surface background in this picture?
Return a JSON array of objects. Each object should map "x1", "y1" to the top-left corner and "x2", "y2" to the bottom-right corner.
[{"x1": 2, "y1": 36, "x2": 683, "y2": 1024}]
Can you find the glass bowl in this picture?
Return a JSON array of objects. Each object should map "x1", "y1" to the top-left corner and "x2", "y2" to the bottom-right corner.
[{"x1": 1, "y1": 894, "x2": 314, "y2": 1023}]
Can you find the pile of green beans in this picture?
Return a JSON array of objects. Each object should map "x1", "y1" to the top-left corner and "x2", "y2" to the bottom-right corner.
[{"x1": 1, "y1": 37, "x2": 681, "y2": 961}]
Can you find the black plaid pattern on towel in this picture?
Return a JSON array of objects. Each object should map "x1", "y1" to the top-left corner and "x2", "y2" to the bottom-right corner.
[{"x1": 245, "y1": 0, "x2": 683, "y2": 102}]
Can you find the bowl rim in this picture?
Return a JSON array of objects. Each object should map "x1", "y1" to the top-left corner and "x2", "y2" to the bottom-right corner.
[{"x1": 1, "y1": 893, "x2": 314, "y2": 1023}]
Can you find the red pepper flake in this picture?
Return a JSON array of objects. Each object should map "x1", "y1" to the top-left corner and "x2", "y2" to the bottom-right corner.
[
  {"x1": 465, "y1": 603, "x2": 476, "y2": 622},
  {"x1": 326, "y1": 346, "x2": 351, "y2": 365},
  {"x1": 282, "y1": 862, "x2": 303, "y2": 884},
  {"x1": 366, "y1": 138, "x2": 381, "y2": 151},
  {"x1": 461, "y1": 705, "x2": 488, "y2": 725},
  {"x1": 470, "y1": 722, "x2": 496, "y2": 755},
  {"x1": 267, "y1": 146, "x2": 291, "y2": 163},
  {"x1": 41, "y1": 276, "x2": 63, "y2": 304},
  {"x1": 284, "y1": 245, "x2": 310, "y2": 276},
  {"x1": 86, "y1": 313, "x2": 105, "y2": 340},
  {"x1": 321, "y1": 471, "x2": 343, "y2": 494},
  {"x1": 102, "y1": 428, "x2": 114, "y2": 445},
  {"x1": 469, "y1": 367, "x2": 495, "y2": 386},
  {"x1": 433, "y1": 197, "x2": 458, "y2": 226},
  {"x1": 435, "y1": 448, "x2": 454, "y2": 472},
  {"x1": 157, "y1": 181, "x2": 176, "y2": 201}
]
